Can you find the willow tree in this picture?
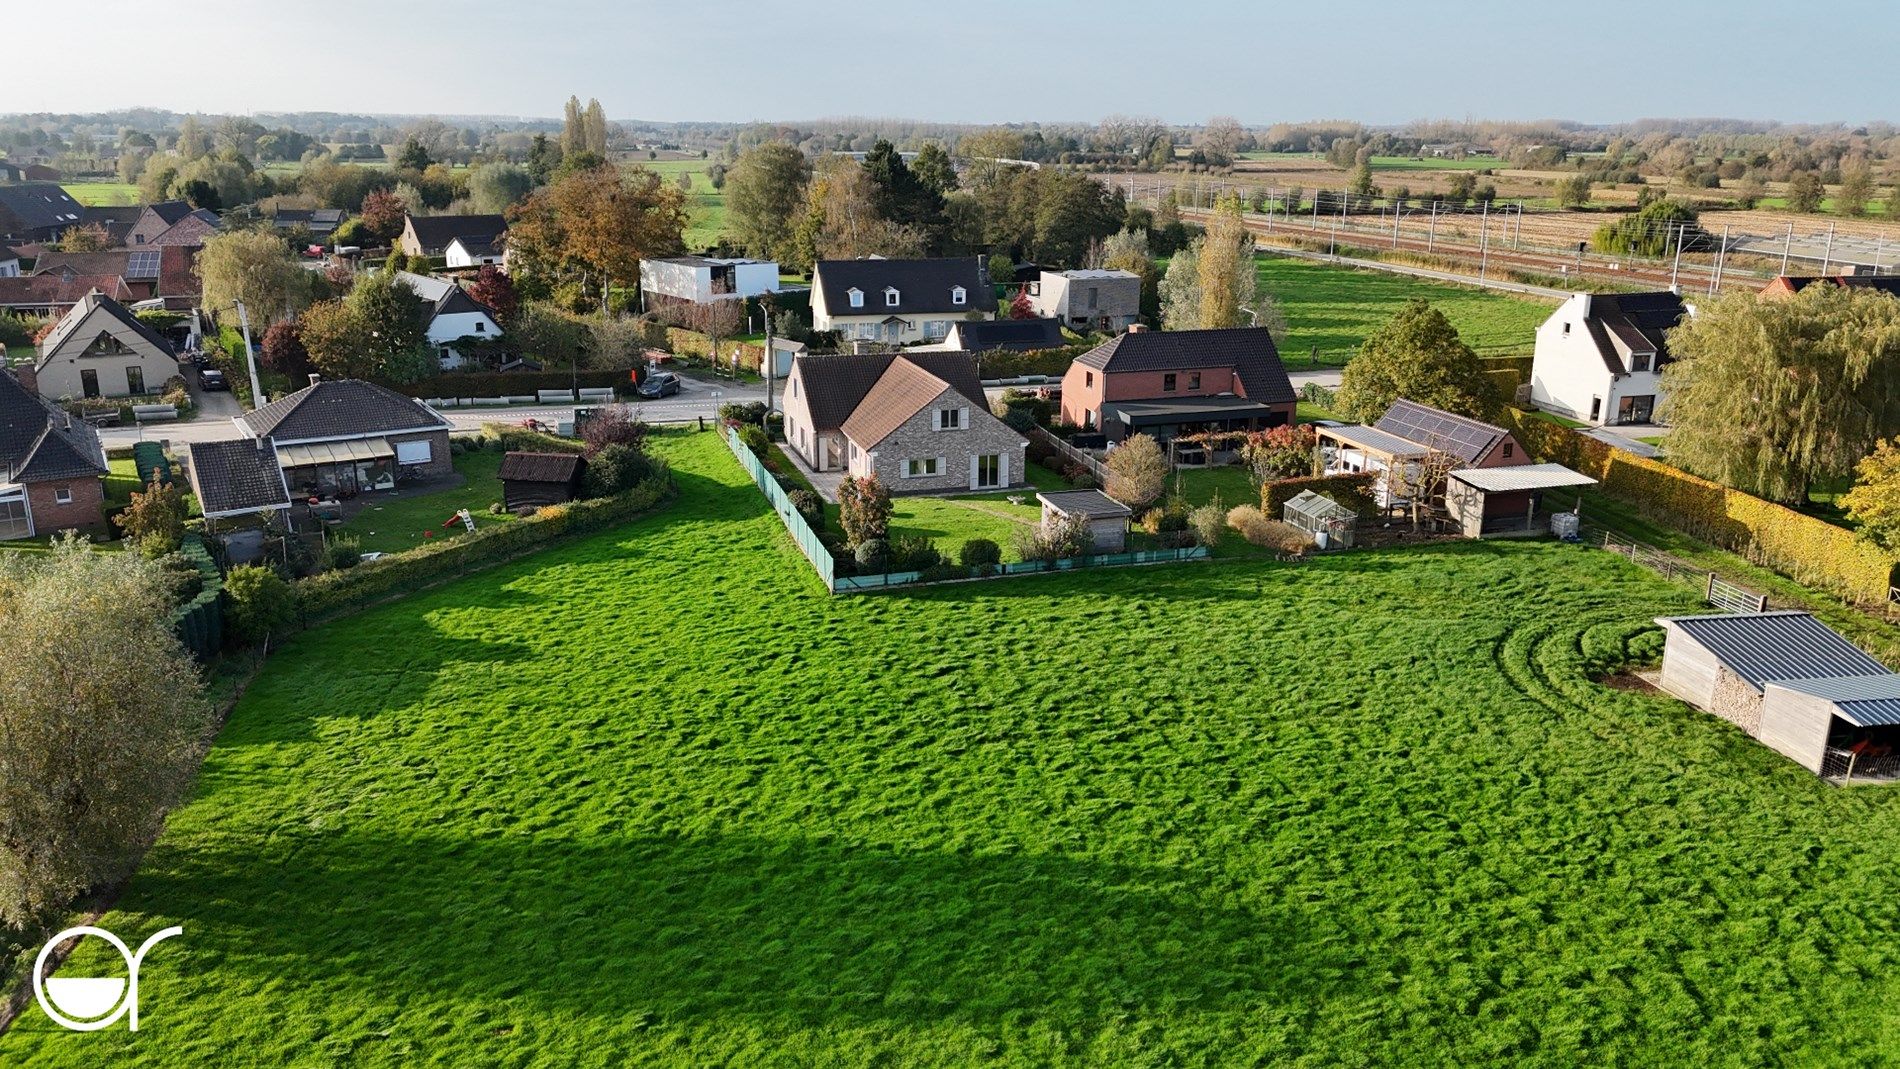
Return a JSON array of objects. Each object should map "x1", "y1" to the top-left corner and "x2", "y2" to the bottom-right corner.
[{"x1": 1661, "y1": 285, "x2": 1900, "y2": 505}]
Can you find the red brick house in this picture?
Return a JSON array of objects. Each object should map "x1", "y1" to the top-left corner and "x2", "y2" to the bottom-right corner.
[
  {"x1": 236, "y1": 377, "x2": 454, "y2": 497},
  {"x1": 0, "y1": 367, "x2": 110, "y2": 538},
  {"x1": 1059, "y1": 326, "x2": 1296, "y2": 442}
]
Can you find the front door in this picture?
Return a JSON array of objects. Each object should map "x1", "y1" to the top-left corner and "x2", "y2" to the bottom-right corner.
[{"x1": 80, "y1": 369, "x2": 100, "y2": 399}]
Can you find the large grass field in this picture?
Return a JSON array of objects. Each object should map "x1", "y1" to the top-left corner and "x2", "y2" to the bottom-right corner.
[
  {"x1": 60, "y1": 180, "x2": 139, "y2": 205},
  {"x1": 1257, "y1": 255, "x2": 1556, "y2": 362},
  {"x1": 19, "y1": 429, "x2": 1900, "y2": 1064},
  {"x1": 636, "y1": 158, "x2": 726, "y2": 249}
]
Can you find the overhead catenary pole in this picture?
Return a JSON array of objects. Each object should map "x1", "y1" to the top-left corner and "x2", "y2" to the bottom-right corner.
[
  {"x1": 1392, "y1": 196, "x2": 1401, "y2": 248},
  {"x1": 1670, "y1": 223, "x2": 1685, "y2": 290},
  {"x1": 1513, "y1": 201, "x2": 1523, "y2": 248},
  {"x1": 1478, "y1": 200, "x2": 1490, "y2": 279},
  {"x1": 1781, "y1": 222, "x2": 1794, "y2": 276},
  {"x1": 1428, "y1": 200, "x2": 1438, "y2": 252},
  {"x1": 1821, "y1": 222, "x2": 1836, "y2": 275},
  {"x1": 1709, "y1": 224, "x2": 1729, "y2": 295}
]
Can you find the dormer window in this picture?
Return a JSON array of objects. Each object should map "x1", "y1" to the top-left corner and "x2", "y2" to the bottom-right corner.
[
  {"x1": 848, "y1": 287, "x2": 864, "y2": 309},
  {"x1": 1631, "y1": 353, "x2": 1652, "y2": 373},
  {"x1": 951, "y1": 286, "x2": 967, "y2": 306},
  {"x1": 885, "y1": 287, "x2": 900, "y2": 307}
]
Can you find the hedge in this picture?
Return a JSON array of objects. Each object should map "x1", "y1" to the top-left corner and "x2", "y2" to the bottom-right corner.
[
  {"x1": 1262, "y1": 473, "x2": 1379, "y2": 518},
  {"x1": 402, "y1": 369, "x2": 641, "y2": 400},
  {"x1": 1495, "y1": 407, "x2": 1897, "y2": 604},
  {"x1": 171, "y1": 533, "x2": 224, "y2": 660},
  {"x1": 294, "y1": 473, "x2": 674, "y2": 625},
  {"x1": 977, "y1": 343, "x2": 1094, "y2": 380},
  {"x1": 478, "y1": 423, "x2": 586, "y2": 453}
]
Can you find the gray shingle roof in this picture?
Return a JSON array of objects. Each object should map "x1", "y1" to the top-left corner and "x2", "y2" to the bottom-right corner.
[
  {"x1": 36, "y1": 289, "x2": 177, "y2": 360},
  {"x1": 239, "y1": 378, "x2": 451, "y2": 443},
  {"x1": 1658, "y1": 611, "x2": 1888, "y2": 691},
  {"x1": 1767, "y1": 675, "x2": 1900, "y2": 728},
  {"x1": 1038, "y1": 489, "x2": 1133, "y2": 518},
  {"x1": 1072, "y1": 327, "x2": 1294, "y2": 404},
  {"x1": 1580, "y1": 291, "x2": 1688, "y2": 375},
  {"x1": 186, "y1": 438, "x2": 291, "y2": 517},
  {"x1": 0, "y1": 369, "x2": 108, "y2": 483},
  {"x1": 405, "y1": 213, "x2": 507, "y2": 253},
  {"x1": 0, "y1": 183, "x2": 85, "y2": 234},
  {"x1": 792, "y1": 351, "x2": 986, "y2": 432},
  {"x1": 815, "y1": 257, "x2": 986, "y2": 318}
]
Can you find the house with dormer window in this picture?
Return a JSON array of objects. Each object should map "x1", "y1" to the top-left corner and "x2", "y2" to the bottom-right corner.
[
  {"x1": 1530, "y1": 291, "x2": 1690, "y2": 426},
  {"x1": 32, "y1": 290, "x2": 180, "y2": 400},
  {"x1": 810, "y1": 257, "x2": 989, "y2": 346}
]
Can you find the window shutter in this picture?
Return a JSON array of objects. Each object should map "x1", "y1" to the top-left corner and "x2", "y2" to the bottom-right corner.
[
  {"x1": 959, "y1": 407, "x2": 969, "y2": 429},
  {"x1": 937, "y1": 456, "x2": 946, "y2": 478},
  {"x1": 932, "y1": 410, "x2": 942, "y2": 431},
  {"x1": 999, "y1": 452, "x2": 1009, "y2": 486},
  {"x1": 970, "y1": 454, "x2": 979, "y2": 488}
]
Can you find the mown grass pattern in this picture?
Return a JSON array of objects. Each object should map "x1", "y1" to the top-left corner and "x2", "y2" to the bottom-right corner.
[{"x1": 14, "y1": 431, "x2": 1900, "y2": 1066}]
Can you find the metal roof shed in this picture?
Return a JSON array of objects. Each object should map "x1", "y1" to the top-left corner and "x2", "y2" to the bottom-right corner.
[
  {"x1": 1037, "y1": 489, "x2": 1133, "y2": 552},
  {"x1": 1444, "y1": 462, "x2": 1597, "y2": 538},
  {"x1": 1281, "y1": 489, "x2": 1357, "y2": 549},
  {"x1": 1761, "y1": 674, "x2": 1900, "y2": 776}
]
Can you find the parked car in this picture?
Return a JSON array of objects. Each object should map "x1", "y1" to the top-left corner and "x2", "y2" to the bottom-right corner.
[
  {"x1": 200, "y1": 368, "x2": 229, "y2": 391},
  {"x1": 637, "y1": 371, "x2": 681, "y2": 399}
]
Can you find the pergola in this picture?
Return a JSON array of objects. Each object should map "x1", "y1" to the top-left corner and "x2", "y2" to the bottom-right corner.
[{"x1": 1315, "y1": 424, "x2": 1431, "y2": 508}]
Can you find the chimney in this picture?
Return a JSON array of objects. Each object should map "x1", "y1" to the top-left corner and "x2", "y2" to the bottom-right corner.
[
  {"x1": 1577, "y1": 293, "x2": 1593, "y2": 320},
  {"x1": 1126, "y1": 323, "x2": 1149, "y2": 334},
  {"x1": 308, "y1": 373, "x2": 322, "y2": 388},
  {"x1": 13, "y1": 365, "x2": 35, "y2": 397}
]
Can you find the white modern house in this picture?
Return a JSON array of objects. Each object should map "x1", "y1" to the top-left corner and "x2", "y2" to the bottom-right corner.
[
  {"x1": 810, "y1": 257, "x2": 989, "y2": 345},
  {"x1": 1529, "y1": 291, "x2": 1690, "y2": 426},
  {"x1": 445, "y1": 235, "x2": 505, "y2": 269},
  {"x1": 639, "y1": 256, "x2": 780, "y2": 305},
  {"x1": 396, "y1": 271, "x2": 502, "y2": 370}
]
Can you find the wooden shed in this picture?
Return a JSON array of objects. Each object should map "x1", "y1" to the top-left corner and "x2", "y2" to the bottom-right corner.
[
  {"x1": 1761, "y1": 676, "x2": 1900, "y2": 776},
  {"x1": 1444, "y1": 463, "x2": 1596, "y2": 538},
  {"x1": 1037, "y1": 489, "x2": 1133, "y2": 552},
  {"x1": 499, "y1": 451, "x2": 585, "y2": 513}
]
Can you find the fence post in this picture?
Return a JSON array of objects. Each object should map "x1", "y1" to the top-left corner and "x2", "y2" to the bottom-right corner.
[{"x1": 1706, "y1": 571, "x2": 1716, "y2": 605}]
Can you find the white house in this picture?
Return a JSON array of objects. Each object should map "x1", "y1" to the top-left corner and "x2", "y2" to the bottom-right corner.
[
  {"x1": 639, "y1": 256, "x2": 779, "y2": 305},
  {"x1": 1530, "y1": 291, "x2": 1690, "y2": 426},
  {"x1": 810, "y1": 257, "x2": 989, "y2": 345},
  {"x1": 397, "y1": 271, "x2": 502, "y2": 370},
  {"x1": 0, "y1": 243, "x2": 18, "y2": 278},
  {"x1": 445, "y1": 235, "x2": 505, "y2": 269},
  {"x1": 32, "y1": 289, "x2": 180, "y2": 400}
]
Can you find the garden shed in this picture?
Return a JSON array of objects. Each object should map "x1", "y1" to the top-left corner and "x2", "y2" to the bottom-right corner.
[
  {"x1": 1760, "y1": 675, "x2": 1900, "y2": 777},
  {"x1": 1281, "y1": 490, "x2": 1357, "y2": 549},
  {"x1": 1444, "y1": 463, "x2": 1597, "y2": 538},
  {"x1": 499, "y1": 451, "x2": 586, "y2": 512},
  {"x1": 1037, "y1": 489, "x2": 1133, "y2": 552}
]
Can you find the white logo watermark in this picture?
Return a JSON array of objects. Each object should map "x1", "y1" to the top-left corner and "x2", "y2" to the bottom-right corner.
[{"x1": 32, "y1": 925, "x2": 182, "y2": 1032}]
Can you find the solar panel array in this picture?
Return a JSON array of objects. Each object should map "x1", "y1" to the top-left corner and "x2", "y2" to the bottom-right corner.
[
  {"x1": 1375, "y1": 401, "x2": 1501, "y2": 462},
  {"x1": 126, "y1": 250, "x2": 161, "y2": 278}
]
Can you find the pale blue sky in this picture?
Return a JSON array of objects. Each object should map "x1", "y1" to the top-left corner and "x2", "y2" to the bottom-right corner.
[{"x1": 6, "y1": 0, "x2": 1893, "y2": 125}]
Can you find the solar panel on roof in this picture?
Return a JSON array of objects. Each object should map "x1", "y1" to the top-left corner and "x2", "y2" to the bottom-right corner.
[{"x1": 126, "y1": 251, "x2": 161, "y2": 277}]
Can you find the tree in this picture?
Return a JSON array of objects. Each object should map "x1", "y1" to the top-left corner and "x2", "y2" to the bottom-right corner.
[
  {"x1": 911, "y1": 142, "x2": 958, "y2": 196},
  {"x1": 1335, "y1": 299, "x2": 1501, "y2": 423},
  {"x1": 527, "y1": 133, "x2": 561, "y2": 182},
  {"x1": 561, "y1": 96, "x2": 586, "y2": 157},
  {"x1": 1838, "y1": 165, "x2": 1874, "y2": 217},
  {"x1": 1159, "y1": 244, "x2": 1200, "y2": 331},
  {"x1": 1100, "y1": 228, "x2": 1160, "y2": 322},
  {"x1": 360, "y1": 188, "x2": 408, "y2": 241},
  {"x1": 1662, "y1": 285, "x2": 1900, "y2": 505},
  {"x1": 199, "y1": 229, "x2": 311, "y2": 324},
  {"x1": 1239, "y1": 424, "x2": 1318, "y2": 487},
  {"x1": 1592, "y1": 198, "x2": 1698, "y2": 258},
  {"x1": 1786, "y1": 171, "x2": 1826, "y2": 213},
  {"x1": 1007, "y1": 288, "x2": 1035, "y2": 319},
  {"x1": 725, "y1": 143, "x2": 810, "y2": 260},
  {"x1": 1735, "y1": 172, "x2": 1766, "y2": 210},
  {"x1": 114, "y1": 478, "x2": 187, "y2": 552},
  {"x1": 510, "y1": 301, "x2": 591, "y2": 371},
  {"x1": 1106, "y1": 434, "x2": 1168, "y2": 509},
  {"x1": 787, "y1": 155, "x2": 923, "y2": 271},
  {"x1": 578, "y1": 403, "x2": 649, "y2": 458},
  {"x1": 396, "y1": 137, "x2": 432, "y2": 171},
  {"x1": 348, "y1": 271, "x2": 430, "y2": 380},
  {"x1": 1555, "y1": 173, "x2": 1593, "y2": 209},
  {"x1": 507, "y1": 164, "x2": 688, "y2": 310},
  {"x1": 1195, "y1": 197, "x2": 1256, "y2": 329},
  {"x1": 467, "y1": 163, "x2": 533, "y2": 214},
  {"x1": 1841, "y1": 438, "x2": 1900, "y2": 552},
  {"x1": 260, "y1": 318, "x2": 312, "y2": 378},
  {"x1": 0, "y1": 539, "x2": 205, "y2": 929},
  {"x1": 862, "y1": 138, "x2": 943, "y2": 239},
  {"x1": 1199, "y1": 116, "x2": 1243, "y2": 169},
  {"x1": 61, "y1": 222, "x2": 112, "y2": 252},
  {"x1": 582, "y1": 98, "x2": 609, "y2": 157},
  {"x1": 837, "y1": 475, "x2": 891, "y2": 547},
  {"x1": 224, "y1": 565, "x2": 297, "y2": 646},
  {"x1": 1348, "y1": 161, "x2": 1377, "y2": 197},
  {"x1": 466, "y1": 264, "x2": 518, "y2": 324}
]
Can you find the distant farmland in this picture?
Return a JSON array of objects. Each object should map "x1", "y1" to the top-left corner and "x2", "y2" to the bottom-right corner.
[{"x1": 1255, "y1": 254, "x2": 1556, "y2": 363}]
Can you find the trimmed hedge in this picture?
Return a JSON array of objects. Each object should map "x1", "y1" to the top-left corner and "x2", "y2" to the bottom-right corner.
[
  {"x1": 295, "y1": 473, "x2": 674, "y2": 624},
  {"x1": 1263, "y1": 473, "x2": 1379, "y2": 518},
  {"x1": 479, "y1": 423, "x2": 586, "y2": 453},
  {"x1": 170, "y1": 533, "x2": 224, "y2": 659},
  {"x1": 1496, "y1": 407, "x2": 1897, "y2": 604},
  {"x1": 977, "y1": 343, "x2": 1094, "y2": 380},
  {"x1": 403, "y1": 369, "x2": 640, "y2": 400}
]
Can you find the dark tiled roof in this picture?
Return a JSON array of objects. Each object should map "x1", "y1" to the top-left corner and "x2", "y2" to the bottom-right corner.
[
  {"x1": 1659, "y1": 611, "x2": 1888, "y2": 692},
  {"x1": 498, "y1": 451, "x2": 584, "y2": 483},
  {"x1": 792, "y1": 351, "x2": 986, "y2": 431},
  {"x1": 0, "y1": 369, "x2": 108, "y2": 483},
  {"x1": 0, "y1": 273, "x2": 134, "y2": 309},
  {"x1": 950, "y1": 317, "x2": 1064, "y2": 352},
  {"x1": 0, "y1": 183, "x2": 85, "y2": 233},
  {"x1": 430, "y1": 284, "x2": 493, "y2": 323},
  {"x1": 239, "y1": 378, "x2": 451, "y2": 443},
  {"x1": 1579, "y1": 291, "x2": 1688, "y2": 375},
  {"x1": 815, "y1": 257, "x2": 986, "y2": 317},
  {"x1": 186, "y1": 438, "x2": 291, "y2": 517},
  {"x1": 1374, "y1": 399, "x2": 1511, "y2": 466},
  {"x1": 405, "y1": 213, "x2": 507, "y2": 253},
  {"x1": 448, "y1": 234, "x2": 498, "y2": 256},
  {"x1": 36, "y1": 289, "x2": 177, "y2": 359},
  {"x1": 1072, "y1": 327, "x2": 1294, "y2": 403},
  {"x1": 273, "y1": 208, "x2": 345, "y2": 231}
]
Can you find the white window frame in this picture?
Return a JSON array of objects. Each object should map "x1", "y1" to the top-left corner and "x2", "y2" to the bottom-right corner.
[
  {"x1": 934, "y1": 406, "x2": 967, "y2": 431},
  {"x1": 904, "y1": 457, "x2": 940, "y2": 479},
  {"x1": 848, "y1": 287, "x2": 864, "y2": 309},
  {"x1": 951, "y1": 286, "x2": 967, "y2": 306},
  {"x1": 924, "y1": 319, "x2": 950, "y2": 341},
  {"x1": 394, "y1": 439, "x2": 434, "y2": 465},
  {"x1": 53, "y1": 486, "x2": 72, "y2": 505},
  {"x1": 885, "y1": 287, "x2": 901, "y2": 307}
]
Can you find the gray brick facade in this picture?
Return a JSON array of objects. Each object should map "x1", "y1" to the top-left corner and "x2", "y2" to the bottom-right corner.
[{"x1": 851, "y1": 386, "x2": 1028, "y2": 494}]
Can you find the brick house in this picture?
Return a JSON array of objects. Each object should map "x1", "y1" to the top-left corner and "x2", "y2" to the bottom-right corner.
[
  {"x1": 782, "y1": 351, "x2": 1027, "y2": 493},
  {"x1": 1059, "y1": 326, "x2": 1296, "y2": 443},
  {"x1": 235, "y1": 376, "x2": 453, "y2": 497},
  {"x1": 0, "y1": 367, "x2": 110, "y2": 539}
]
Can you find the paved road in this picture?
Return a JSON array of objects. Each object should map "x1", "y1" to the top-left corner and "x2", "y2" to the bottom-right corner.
[{"x1": 99, "y1": 374, "x2": 767, "y2": 448}]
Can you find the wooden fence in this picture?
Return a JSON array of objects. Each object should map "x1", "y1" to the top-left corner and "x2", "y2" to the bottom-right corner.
[
  {"x1": 1589, "y1": 530, "x2": 1771, "y2": 613},
  {"x1": 1027, "y1": 426, "x2": 1108, "y2": 482}
]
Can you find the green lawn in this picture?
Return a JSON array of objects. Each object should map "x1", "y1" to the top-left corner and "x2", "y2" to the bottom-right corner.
[
  {"x1": 60, "y1": 180, "x2": 138, "y2": 205},
  {"x1": 633, "y1": 159, "x2": 726, "y2": 248},
  {"x1": 826, "y1": 462, "x2": 1070, "y2": 563},
  {"x1": 23, "y1": 430, "x2": 1900, "y2": 1064},
  {"x1": 334, "y1": 449, "x2": 517, "y2": 555},
  {"x1": 1257, "y1": 255, "x2": 1556, "y2": 363}
]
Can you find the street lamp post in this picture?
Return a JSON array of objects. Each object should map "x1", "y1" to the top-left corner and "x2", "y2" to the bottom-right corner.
[{"x1": 232, "y1": 299, "x2": 263, "y2": 409}]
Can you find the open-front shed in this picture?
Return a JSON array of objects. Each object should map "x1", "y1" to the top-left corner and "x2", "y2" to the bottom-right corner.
[
  {"x1": 1281, "y1": 489, "x2": 1357, "y2": 549},
  {"x1": 1444, "y1": 463, "x2": 1596, "y2": 538}
]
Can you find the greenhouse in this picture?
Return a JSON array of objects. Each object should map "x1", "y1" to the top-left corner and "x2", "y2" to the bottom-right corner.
[{"x1": 1282, "y1": 489, "x2": 1358, "y2": 550}]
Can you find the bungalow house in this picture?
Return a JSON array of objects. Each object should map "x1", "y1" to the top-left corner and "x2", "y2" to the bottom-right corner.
[
  {"x1": 781, "y1": 350, "x2": 1027, "y2": 492},
  {"x1": 399, "y1": 213, "x2": 507, "y2": 258},
  {"x1": 639, "y1": 255, "x2": 779, "y2": 305},
  {"x1": 1530, "y1": 291, "x2": 1689, "y2": 426},
  {"x1": 0, "y1": 183, "x2": 85, "y2": 243},
  {"x1": 1318, "y1": 399, "x2": 1530, "y2": 509},
  {"x1": 0, "y1": 367, "x2": 110, "y2": 538},
  {"x1": 396, "y1": 271, "x2": 503, "y2": 369},
  {"x1": 1655, "y1": 610, "x2": 1900, "y2": 776},
  {"x1": 34, "y1": 247, "x2": 167, "y2": 302},
  {"x1": 81, "y1": 205, "x2": 142, "y2": 246},
  {"x1": 271, "y1": 207, "x2": 345, "y2": 240},
  {"x1": 147, "y1": 208, "x2": 221, "y2": 249},
  {"x1": 236, "y1": 376, "x2": 453, "y2": 497},
  {"x1": 1030, "y1": 268, "x2": 1141, "y2": 332},
  {"x1": 127, "y1": 201, "x2": 194, "y2": 246},
  {"x1": 32, "y1": 290, "x2": 180, "y2": 400},
  {"x1": 939, "y1": 317, "x2": 1065, "y2": 354},
  {"x1": 1759, "y1": 274, "x2": 1900, "y2": 300},
  {"x1": 810, "y1": 257, "x2": 989, "y2": 345},
  {"x1": 1059, "y1": 326, "x2": 1295, "y2": 443},
  {"x1": 0, "y1": 273, "x2": 135, "y2": 316}
]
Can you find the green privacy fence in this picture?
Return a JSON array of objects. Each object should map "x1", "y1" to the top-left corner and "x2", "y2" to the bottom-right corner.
[
  {"x1": 170, "y1": 533, "x2": 223, "y2": 659},
  {"x1": 722, "y1": 427, "x2": 1210, "y2": 594}
]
